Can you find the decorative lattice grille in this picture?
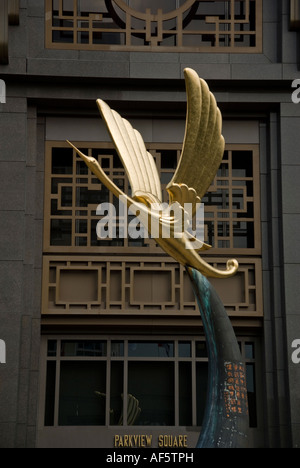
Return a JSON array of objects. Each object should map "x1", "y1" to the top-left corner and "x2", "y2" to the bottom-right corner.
[
  {"x1": 45, "y1": 0, "x2": 262, "y2": 52},
  {"x1": 42, "y1": 255, "x2": 263, "y2": 317},
  {"x1": 44, "y1": 142, "x2": 261, "y2": 255}
]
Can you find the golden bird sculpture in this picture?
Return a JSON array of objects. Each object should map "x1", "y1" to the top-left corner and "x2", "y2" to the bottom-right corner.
[{"x1": 67, "y1": 68, "x2": 238, "y2": 279}]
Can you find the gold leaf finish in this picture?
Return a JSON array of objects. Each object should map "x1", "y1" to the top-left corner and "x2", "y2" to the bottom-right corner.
[{"x1": 68, "y1": 69, "x2": 239, "y2": 279}]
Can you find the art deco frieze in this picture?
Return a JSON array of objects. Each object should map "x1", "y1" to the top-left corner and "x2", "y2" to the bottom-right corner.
[{"x1": 42, "y1": 255, "x2": 263, "y2": 318}]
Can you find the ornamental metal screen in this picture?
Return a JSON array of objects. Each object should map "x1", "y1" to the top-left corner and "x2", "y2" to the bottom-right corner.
[
  {"x1": 45, "y1": 0, "x2": 262, "y2": 52},
  {"x1": 44, "y1": 142, "x2": 261, "y2": 255},
  {"x1": 42, "y1": 141, "x2": 263, "y2": 319}
]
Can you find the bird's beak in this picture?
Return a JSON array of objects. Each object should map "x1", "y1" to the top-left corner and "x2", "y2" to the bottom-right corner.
[{"x1": 66, "y1": 140, "x2": 92, "y2": 164}]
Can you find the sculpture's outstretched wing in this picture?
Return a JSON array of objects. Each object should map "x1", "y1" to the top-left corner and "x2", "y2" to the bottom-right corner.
[
  {"x1": 167, "y1": 69, "x2": 225, "y2": 212},
  {"x1": 97, "y1": 100, "x2": 162, "y2": 205}
]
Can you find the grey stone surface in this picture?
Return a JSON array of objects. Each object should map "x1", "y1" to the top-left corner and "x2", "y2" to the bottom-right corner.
[
  {"x1": 282, "y1": 165, "x2": 300, "y2": 214},
  {"x1": 0, "y1": 113, "x2": 27, "y2": 162},
  {"x1": 280, "y1": 117, "x2": 300, "y2": 165},
  {"x1": 282, "y1": 214, "x2": 300, "y2": 264},
  {"x1": 0, "y1": 162, "x2": 26, "y2": 211},
  {"x1": 284, "y1": 264, "x2": 300, "y2": 317}
]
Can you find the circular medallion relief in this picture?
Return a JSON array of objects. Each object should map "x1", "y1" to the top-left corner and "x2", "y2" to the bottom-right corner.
[{"x1": 112, "y1": 0, "x2": 196, "y2": 20}]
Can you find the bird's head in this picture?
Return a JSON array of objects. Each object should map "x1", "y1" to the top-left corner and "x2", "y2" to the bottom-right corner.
[
  {"x1": 66, "y1": 140, "x2": 126, "y2": 201},
  {"x1": 67, "y1": 140, "x2": 100, "y2": 176}
]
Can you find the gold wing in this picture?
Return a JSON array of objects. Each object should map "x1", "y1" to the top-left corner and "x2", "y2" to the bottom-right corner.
[
  {"x1": 97, "y1": 99, "x2": 162, "y2": 206},
  {"x1": 167, "y1": 69, "x2": 225, "y2": 213}
]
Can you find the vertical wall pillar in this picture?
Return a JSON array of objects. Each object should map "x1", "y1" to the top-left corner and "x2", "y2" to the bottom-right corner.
[
  {"x1": 0, "y1": 89, "x2": 42, "y2": 447},
  {"x1": 280, "y1": 102, "x2": 300, "y2": 448}
]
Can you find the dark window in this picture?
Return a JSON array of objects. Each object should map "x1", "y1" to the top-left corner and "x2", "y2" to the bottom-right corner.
[{"x1": 44, "y1": 338, "x2": 259, "y2": 428}]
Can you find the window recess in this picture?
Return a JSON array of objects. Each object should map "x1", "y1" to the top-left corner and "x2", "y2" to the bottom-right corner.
[{"x1": 42, "y1": 336, "x2": 260, "y2": 429}]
